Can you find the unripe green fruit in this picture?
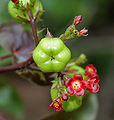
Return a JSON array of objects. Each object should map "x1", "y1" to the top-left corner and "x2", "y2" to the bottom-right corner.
[
  {"x1": 33, "y1": 38, "x2": 71, "y2": 72},
  {"x1": 8, "y1": 0, "x2": 43, "y2": 23}
]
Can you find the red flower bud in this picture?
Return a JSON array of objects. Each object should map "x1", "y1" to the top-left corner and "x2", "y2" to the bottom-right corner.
[
  {"x1": 85, "y1": 64, "x2": 97, "y2": 77},
  {"x1": 61, "y1": 93, "x2": 69, "y2": 101},
  {"x1": 50, "y1": 97, "x2": 63, "y2": 111},
  {"x1": 12, "y1": 0, "x2": 19, "y2": 4},
  {"x1": 79, "y1": 28, "x2": 88, "y2": 36},
  {"x1": 73, "y1": 15, "x2": 82, "y2": 25}
]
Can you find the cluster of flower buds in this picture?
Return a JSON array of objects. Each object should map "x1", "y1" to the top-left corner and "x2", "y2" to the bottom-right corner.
[
  {"x1": 50, "y1": 64, "x2": 100, "y2": 112},
  {"x1": 60, "y1": 15, "x2": 88, "y2": 41}
]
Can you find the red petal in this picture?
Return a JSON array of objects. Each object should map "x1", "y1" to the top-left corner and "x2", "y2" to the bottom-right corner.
[
  {"x1": 92, "y1": 83, "x2": 99, "y2": 93},
  {"x1": 73, "y1": 74, "x2": 83, "y2": 81},
  {"x1": 81, "y1": 80, "x2": 88, "y2": 89},
  {"x1": 65, "y1": 78, "x2": 73, "y2": 86},
  {"x1": 75, "y1": 88, "x2": 84, "y2": 97},
  {"x1": 67, "y1": 87, "x2": 75, "y2": 95},
  {"x1": 87, "y1": 83, "x2": 99, "y2": 94}
]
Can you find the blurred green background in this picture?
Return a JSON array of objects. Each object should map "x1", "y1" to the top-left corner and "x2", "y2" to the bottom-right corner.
[{"x1": 0, "y1": 0, "x2": 114, "y2": 120}]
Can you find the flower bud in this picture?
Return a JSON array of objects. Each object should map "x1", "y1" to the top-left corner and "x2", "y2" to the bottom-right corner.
[
  {"x1": 79, "y1": 28, "x2": 88, "y2": 36},
  {"x1": 12, "y1": 0, "x2": 19, "y2": 4},
  {"x1": 61, "y1": 93, "x2": 69, "y2": 101},
  {"x1": 73, "y1": 15, "x2": 82, "y2": 25}
]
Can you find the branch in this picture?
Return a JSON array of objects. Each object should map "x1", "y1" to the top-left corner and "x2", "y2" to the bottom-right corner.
[
  {"x1": 28, "y1": 65, "x2": 41, "y2": 71},
  {"x1": 28, "y1": 10, "x2": 39, "y2": 45},
  {"x1": 0, "y1": 57, "x2": 33, "y2": 73},
  {"x1": 0, "y1": 54, "x2": 13, "y2": 60}
]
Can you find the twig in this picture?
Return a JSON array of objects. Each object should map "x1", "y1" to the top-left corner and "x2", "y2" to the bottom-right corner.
[
  {"x1": 0, "y1": 54, "x2": 13, "y2": 60},
  {"x1": 28, "y1": 10, "x2": 39, "y2": 45},
  {"x1": 0, "y1": 56, "x2": 33, "y2": 73},
  {"x1": 28, "y1": 65, "x2": 41, "y2": 71}
]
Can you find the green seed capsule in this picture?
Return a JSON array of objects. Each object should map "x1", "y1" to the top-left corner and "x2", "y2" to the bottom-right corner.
[{"x1": 33, "y1": 38, "x2": 71, "y2": 72}]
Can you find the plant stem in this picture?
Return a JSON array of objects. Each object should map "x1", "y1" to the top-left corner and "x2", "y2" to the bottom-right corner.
[
  {"x1": 0, "y1": 56, "x2": 33, "y2": 73},
  {"x1": 28, "y1": 65, "x2": 41, "y2": 71},
  {"x1": 0, "y1": 54, "x2": 13, "y2": 60},
  {"x1": 28, "y1": 10, "x2": 39, "y2": 45}
]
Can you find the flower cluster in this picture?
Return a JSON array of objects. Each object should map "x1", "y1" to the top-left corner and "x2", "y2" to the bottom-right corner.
[
  {"x1": 60, "y1": 15, "x2": 88, "y2": 41},
  {"x1": 65, "y1": 64, "x2": 100, "y2": 97},
  {"x1": 73, "y1": 15, "x2": 88, "y2": 36},
  {"x1": 50, "y1": 65, "x2": 100, "y2": 112},
  {"x1": 85, "y1": 64, "x2": 100, "y2": 94}
]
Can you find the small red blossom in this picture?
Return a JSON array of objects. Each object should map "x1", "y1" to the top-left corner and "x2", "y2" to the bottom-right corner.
[
  {"x1": 79, "y1": 28, "x2": 88, "y2": 36},
  {"x1": 85, "y1": 64, "x2": 97, "y2": 77},
  {"x1": 65, "y1": 74, "x2": 87, "y2": 97},
  {"x1": 50, "y1": 97, "x2": 63, "y2": 111},
  {"x1": 12, "y1": 0, "x2": 19, "y2": 4},
  {"x1": 73, "y1": 15, "x2": 82, "y2": 25},
  {"x1": 87, "y1": 76, "x2": 100, "y2": 94},
  {"x1": 61, "y1": 93, "x2": 69, "y2": 101}
]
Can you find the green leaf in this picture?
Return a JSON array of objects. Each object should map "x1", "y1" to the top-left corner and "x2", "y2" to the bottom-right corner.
[
  {"x1": 0, "y1": 77, "x2": 25, "y2": 119},
  {"x1": 51, "y1": 81, "x2": 59, "y2": 100},
  {"x1": 69, "y1": 65, "x2": 87, "y2": 80},
  {"x1": 63, "y1": 95, "x2": 83, "y2": 112},
  {"x1": 0, "y1": 46, "x2": 12, "y2": 66}
]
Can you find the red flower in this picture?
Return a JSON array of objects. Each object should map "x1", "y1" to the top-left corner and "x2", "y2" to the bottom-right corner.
[
  {"x1": 12, "y1": 0, "x2": 19, "y2": 4},
  {"x1": 65, "y1": 74, "x2": 87, "y2": 97},
  {"x1": 85, "y1": 64, "x2": 97, "y2": 77},
  {"x1": 50, "y1": 97, "x2": 63, "y2": 111},
  {"x1": 87, "y1": 76, "x2": 100, "y2": 94},
  {"x1": 79, "y1": 28, "x2": 88, "y2": 36},
  {"x1": 73, "y1": 15, "x2": 82, "y2": 25},
  {"x1": 61, "y1": 93, "x2": 69, "y2": 101}
]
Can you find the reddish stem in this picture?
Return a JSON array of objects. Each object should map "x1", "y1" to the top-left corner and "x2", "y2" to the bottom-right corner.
[
  {"x1": 0, "y1": 54, "x2": 13, "y2": 60},
  {"x1": 28, "y1": 10, "x2": 39, "y2": 45},
  {"x1": 0, "y1": 56, "x2": 33, "y2": 73},
  {"x1": 28, "y1": 65, "x2": 41, "y2": 71}
]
